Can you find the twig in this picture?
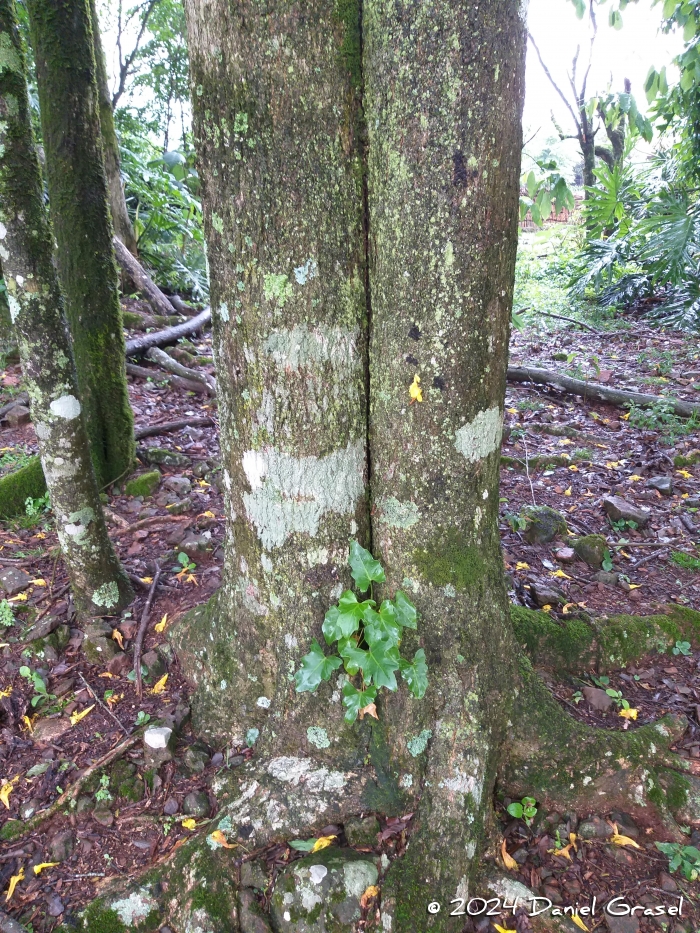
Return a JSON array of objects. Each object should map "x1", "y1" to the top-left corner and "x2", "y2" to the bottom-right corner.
[
  {"x1": 134, "y1": 563, "x2": 161, "y2": 699},
  {"x1": 120, "y1": 514, "x2": 188, "y2": 534},
  {"x1": 631, "y1": 547, "x2": 669, "y2": 569},
  {"x1": 535, "y1": 310, "x2": 600, "y2": 334},
  {"x1": 134, "y1": 416, "x2": 214, "y2": 440},
  {"x1": 78, "y1": 671, "x2": 128, "y2": 736}
]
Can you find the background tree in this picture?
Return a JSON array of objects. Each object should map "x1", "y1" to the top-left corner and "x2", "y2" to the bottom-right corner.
[
  {"x1": 0, "y1": 0, "x2": 133, "y2": 615},
  {"x1": 27, "y1": 0, "x2": 135, "y2": 488}
]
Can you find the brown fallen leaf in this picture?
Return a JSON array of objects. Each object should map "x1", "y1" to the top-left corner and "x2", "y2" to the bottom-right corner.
[{"x1": 501, "y1": 838, "x2": 518, "y2": 871}]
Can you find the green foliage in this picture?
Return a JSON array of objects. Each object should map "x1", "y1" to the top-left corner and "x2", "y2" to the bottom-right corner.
[
  {"x1": 601, "y1": 549, "x2": 614, "y2": 572},
  {"x1": 0, "y1": 599, "x2": 14, "y2": 628},
  {"x1": 671, "y1": 552, "x2": 700, "y2": 571},
  {"x1": 519, "y1": 157, "x2": 574, "y2": 228},
  {"x1": 134, "y1": 710, "x2": 151, "y2": 727},
  {"x1": 656, "y1": 841, "x2": 700, "y2": 881},
  {"x1": 95, "y1": 774, "x2": 112, "y2": 803},
  {"x1": 507, "y1": 796, "x2": 537, "y2": 826},
  {"x1": 626, "y1": 399, "x2": 699, "y2": 443},
  {"x1": 172, "y1": 551, "x2": 196, "y2": 574},
  {"x1": 294, "y1": 542, "x2": 428, "y2": 720},
  {"x1": 673, "y1": 639, "x2": 692, "y2": 655},
  {"x1": 515, "y1": 228, "x2": 591, "y2": 331},
  {"x1": 19, "y1": 665, "x2": 56, "y2": 708}
]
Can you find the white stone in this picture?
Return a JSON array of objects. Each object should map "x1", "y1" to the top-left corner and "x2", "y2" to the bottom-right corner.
[{"x1": 144, "y1": 726, "x2": 172, "y2": 749}]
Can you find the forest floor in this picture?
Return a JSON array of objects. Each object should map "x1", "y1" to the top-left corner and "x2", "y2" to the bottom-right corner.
[{"x1": 1, "y1": 279, "x2": 700, "y2": 930}]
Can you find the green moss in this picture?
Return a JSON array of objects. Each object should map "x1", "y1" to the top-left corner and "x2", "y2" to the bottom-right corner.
[
  {"x1": 124, "y1": 470, "x2": 161, "y2": 497},
  {"x1": 0, "y1": 456, "x2": 47, "y2": 518},
  {"x1": 0, "y1": 819, "x2": 24, "y2": 841},
  {"x1": 501, "y1": 454, "x2": 573, "y2": 471},
  {"x1": 510, "y1": 605, "x2": 595, "y2": 672},
  {"x1": 334, "y1": 0, "x2": 362, "y2": 89},
  {"x1": 118, "y1": 778, "x2": 145, "y2": 802},
  {"x1": 82, "y1": 902, "x2": 127, "y2": 933},
  {"x1": 663, "y1": 770, "x2": 690, "y2": 812},
  {"x1": 674, "y1": 451, "x2": 700, "y2": 467},
  {"x1": 413, "y1": 529, "x2": 487, "y2": 590}
]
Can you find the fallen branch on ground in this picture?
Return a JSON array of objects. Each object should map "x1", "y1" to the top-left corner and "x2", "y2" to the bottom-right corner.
[
  {"x1": 507, "y1": 364, "x2": 700, "y2": 417},
  {"x1": 125, "y1": 362, "x2": 210, "y2": 396},
  {"x1": 113, "y1": 236, "x2": 179, "y2": 320},
  {"x1": 134, "y1": 416, "x2": 215, "y2": 440},
  {"x1": 146, "y1": 346, "x2": 216, "y2": 395},
  {"x1": 124, "y1": 307, "x2": 211, "y2": 358}
]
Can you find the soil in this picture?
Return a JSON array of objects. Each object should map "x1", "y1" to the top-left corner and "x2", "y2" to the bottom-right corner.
[{"x1": 1, "y1": 315, "x2": 699, "y2": 931}]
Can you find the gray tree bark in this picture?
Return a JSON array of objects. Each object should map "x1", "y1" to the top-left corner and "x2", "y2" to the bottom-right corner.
[{"x1": 0, "y1": 0, "x2": 133, "y2": 616}]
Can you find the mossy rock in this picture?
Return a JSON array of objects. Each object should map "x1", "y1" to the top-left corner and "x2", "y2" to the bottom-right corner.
[
  {"x1": 0, "y1": 819, "x2": 24, "y2": 841},
  {"x1": 124, "y1": 470, "x2": 161, "y2": 498},
  {"x1": 118, "y1": 778, "x2": 145, "y2": 802},
  {"x1": 0, "y1": 456, "x2": 47, "y2": 519},
  {"x1": 674, "y1": 451, "x2": 700, "y2": 468},
  {"x1": 521, "y1": 505, "x2": 567, "y2": 544},
  {"x1": 573, "y1": 534, "x2": 607, "y2": 568}
]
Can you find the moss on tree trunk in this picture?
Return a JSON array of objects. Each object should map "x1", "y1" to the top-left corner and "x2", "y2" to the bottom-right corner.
[
  {"x1": 0, "y1": 0, "x2": 132, "y2": 615},
  {"x1": 26, "y1": 0, "x2": 135, "y2": 487},
  {"x1": 89, "y1": 0, "x2": 138, "y2": 257}
]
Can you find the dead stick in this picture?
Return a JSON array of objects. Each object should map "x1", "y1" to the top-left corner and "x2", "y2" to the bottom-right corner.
[
  {"x1": 134, "y1": 563, "x2": 161, "y2": 699},
  {"x1": 78, "y1": 671, "x2": 128, "y2": 736},
  {"x1": 134, "y1": 416, "x2": 214, "y2": 440}
]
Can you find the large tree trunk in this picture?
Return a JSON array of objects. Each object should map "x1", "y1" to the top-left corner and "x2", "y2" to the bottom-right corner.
[
  {"x1": 0, "y1": 0, "x2": 133, "y2": 615},
  {"x1": 89, "y1": 0, "x2": 139, "y2": 257},
  {"x1": 365, "y1": 0, "x2": 525, "y2": 918},
  {"x1": 27, "y1": 0, "x2": 135, "y2": 488}
]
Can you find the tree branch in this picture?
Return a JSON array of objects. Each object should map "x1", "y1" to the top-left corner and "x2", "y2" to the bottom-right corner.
[{"x1": 528, "y1": 32, "x2": 582, "y2": 135}]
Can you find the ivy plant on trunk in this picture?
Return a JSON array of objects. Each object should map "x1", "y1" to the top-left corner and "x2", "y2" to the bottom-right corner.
[
  {"x1": 0, "y1": 0, "x2": 133, "y2": 616},
  {"x1": 27, "y1": 0, "x2": 135, "y2": 488}
]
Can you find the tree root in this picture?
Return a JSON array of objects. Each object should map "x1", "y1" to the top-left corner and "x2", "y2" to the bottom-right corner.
[
  {"x1": 507, "y1": 364, "x2": 700, "y2": 418},
  {"x1": 146, "y1": 346, "x2": 216, "y2": 395},
  {"x1": 125, "y1": 361, "x2": 211, "y2": 395},
  {"x1": 124, "y1": 307, "x2": 211, "y2": 358}
]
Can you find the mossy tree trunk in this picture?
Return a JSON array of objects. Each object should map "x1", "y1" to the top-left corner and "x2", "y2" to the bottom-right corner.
[
  {"x1": 89, "y1": 0, "x2": 139, "y2": 258},
  {"x1": 26, "y1": 0, "x2": 135, "y2": 488},
  {"x1": 0, "y1": 0, "x2": 133, "y2": 615}
]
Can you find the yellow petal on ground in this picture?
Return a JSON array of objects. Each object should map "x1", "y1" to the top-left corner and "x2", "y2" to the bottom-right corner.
[
  {"x1": 627, "y1": 584, "x2": 642, "y2": 590},
  {"x1": 408, "y1": 374, "x2": 423, "y2": 403},
  {"x1": 70, "y1": 704, "x2": 95, "y2": 726},
  {"x1": 311, "y1": 835, "x2": 336, "y2": 852},
  {"x1": 500, "y1": 839, "x2": 518, "y2": 871},
  {"x1": 30, "y1": 579, "x2": 46, "y2": 586},
  {"x1": 98, "y1": 672, "x2": 115, "y2": 679},
  {"x1": 140, "y1": 576, "x2": 153, "y2": 584},
  {"x1": 629, "y1": 475, "x2": 643, "y2": 482},
  {"x1": 209, "y1": 830, "x2": 237, "y2": 849},
  {"x1": 201, "y1": 510, "x2": 216, "y2": 519},
  {"x1": 111, "y1": 629, "x2": 124, "y2": 650},
  {"x1": 515, "y1": 562, "x2": 529, "y2": 571},
  {"x1": 21, "y1": 715, "x2": 33, "y2": 733},
  {"x1": 155, "y1": 613, "x2": 168, "y2": 633},
  {"x1": 0, "y1": 686, "x2": 12, "y2": 698},
  {"x1": 151, "y1": 674, "x2": 168, "y2": 695},
  {"x1": 559, "y1": 438, "x2": 574, "y2": 445},
  {"x1": 5, "y1": 868, "x2": 24, "y2": 902},
  {"x1": 550, "y1": 569, "x2": 571, "y2": 579},
  {"x1": 618, "y1": 708, "x2": 638, "y2": 720},
  {"x1": 7, "y1": 593, "x2": 27, "y2": 602},
  {"x1": 494, "y1": 925, "x2": 516, "y2": 933},
  {"x1": 621, "y1": 412, "x2": 630, "y2": 420},
  {"x1": 182, "y1": 818, "x2": 197, "y2": 830},
  {"x1": 571, "y1": 915, "x2": 589, "y2": 932},
  {"x1": 33, "y1": 862, "x2": 59, "y2": 875},
  {"x1": 677, "y1": 469, "x2": 693, "y2": 479},
  {"x1": 564, "y1": 486, "x2": 572, "y2": 496},
  {"x1": 541, "y1": 605, "x2": 552, "y2": 613},
  {"x1": 0, "y1": 775, "x2": 18, "y2": 808},
  {"x1": 197, "y1": 479, "x2": 211, "y2": 488},
  {"x1": 606, "y1": 461, "x2": 620, "y2": 470},
  {"x1": 569, "y1": 465, "x2": 579, "y2": 472},
  {"x1": 611, "y1": 824, "x2": 641, "y2": 847},
  {"x1": 361, "y1": 885, "x2": 380, "y2": 908},
  {"x1": 562, "y1": 603, "x2": 576, "y2": 614},
  {"x1": 569, "y1": 832, "x2": 578, "y2": 849},
  {"x1": 34, "y1": 531, "x2": 46, "y2": 539},
  {"x1": 551, "y1": 843, "x2": 574, "y2": 860},
  {"x1": 507, "y1": 408, "x2": 518, "y2": 415},
  {"x1": 185, "y1": 574, "x2": 198, "y2": 585},
  {"x1": 105, "y1": 693, "x2": 123, "y2": 708}
]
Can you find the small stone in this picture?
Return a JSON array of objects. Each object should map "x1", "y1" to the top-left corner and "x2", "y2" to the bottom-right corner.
[
  {"x1": 659, "y1": 871, "x2": 678, "y2": 892},
  {"x1": 179, "y1": 531, "x2": 212, "y2": 555},
  {"x1": 239, "y1": 888, "x2": 274, "y2": 933},
  {"x1": 76, "y1": 795, "x2": 93, "y2": 814},
  {"x1": 573, "y1": 534, "x2": 608, "y2": 568},
  {"x1": 167, "y1": 524, "x2": 188, "y2": 546},
  {"x1": 595, "y1": 571, "x2": 619, "y2": 586},
  {"x1": 183, "y1": 741, "x2": 211, "y2": 774},
  {"x1": 50, "y1": 676, "x2": 76, "y2": 701},
  {"x1": 553, "y1": 547, "x2": 576, "y2": 563},
  {"x1": 521, "y1": 505, "x2": 567, "y2": 544},
  {"x1": 530, "y1": 582, "x2": 565, "y2": 607},
  {"x1": 4, "y1": 404, "x2": 31, "y2": 427},
  {"x1": 106, "y1": 652, "x2": 130, "y2": 676},
  {"x1": 578, "y1": 815, "x2": 614, "y2": 838},
  {"x1": 166, "y1": 497, "x2": 193, "y2": 515},
  {"x1": 240, "y1": 859, "x2": 268, "y2": 890},
  {"x1": 125, "y1": 470, "x2": 161, "y2": 498},
  {"x1": 164, "y1": 475, "x2": 192, "y2": 496},
  {"x1": 647, "y1": 476, "x2": 674, "y2": 496},
  {"x1": 0, "y1": 566, "x2": 32, "y2": 597},
  {"x1": 46, "y1": 894, "x2": 64, "y2": 917},
  {"x1": 610, "y1": 811, "x2": 640, "y2": 838},
  {"x1": 19, "y1": 797, "x2": 42, "y2": 820},
  {"x1": 163, "y1": 797, "x2": 179, "y2": 816},
  {"x1": 142, "y1": 649, "x2": 166, "y2": 679},
  {"x1": 83, "y1": 635, "x2": 119, "y2": 664},
  {"x1": 143, "y1": 726, "x2": 175, "y2": 769},
  {"x1": 211, "y1": 752, "x2": 224, "y2": 767},
  {"x1": 344, "y1": 815, "x2": 380, "y2": 847},
  {"x1": 192, "y1": 461, "x2": 211, "y2": 478},
  {"x1": 141, "y1": 447, "x2": 191, "y2": 468},
  {"x1": 93, "y1": 807, "x2": 114, "y2": 827},
  {"x1": 229, "y1": 755, "x2": 245, "y2": 767},
  {"x1": 606, "y1": 916, "x2": 639, "y2": 933},
  {"x1": 49, "y1": 829, "x2": 75, "y2": 862},
  {"x1": 603, "y1": 496, "x2": 651, "y2": 529},
  {"x1": 582, "y1": 687, "x2": 613, "y2": 712},
  {"x1": 32, "y1": 716, "x2": 71, "y2": 744},
  {"x1": 182, "y1": 791, "x2": 210, "y2": 817}
]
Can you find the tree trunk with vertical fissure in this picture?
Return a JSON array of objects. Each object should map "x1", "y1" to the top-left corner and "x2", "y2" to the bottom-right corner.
[
  {"x1": 89, "y1": 0, "x2": 139, "y2": 257},
  {"x1": 169, "y1": 0, "x2": 524, "y2": 920},
  {"x1": 27, "y1": 0, "x2": 135, "y2": 488},
  {"x1": 0, "y1": 0, "x2": 133, "y2": 616}
]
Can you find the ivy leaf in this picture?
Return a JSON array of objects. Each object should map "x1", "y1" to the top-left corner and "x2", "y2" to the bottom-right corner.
[
  {"x1": 399, "y1": 648, "x2": 428, "y2": 699},
  {"x1": 364, "y1": 602, "x2": 402, "y2": 647},
  {"x1": 342, "y1": 683, "x2": 378, "y2": 722},
  {"x1": 289, "y1": 838, "x2": 317, "y2": 852},
  {"x1": 294, "y1": 640, "x2": 342, "y2": 692},
  {"x1": 363, "y1": 638, "x2": 400, "y2": 691},
  {"x1": 323, "y1": 591, "x2": 373, "y2": 644},
  {"x1": 348, "y1": 540, "x2": 385, "y2": 593},
  {"x1": 393, "y1": 590, "x2": 417, "y2": 629},
  {"x1": 339, "y1": 638, "x2": 369, "y2": 676}
]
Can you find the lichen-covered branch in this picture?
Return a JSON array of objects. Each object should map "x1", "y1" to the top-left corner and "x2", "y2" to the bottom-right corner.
[
  {"x1": 27, "y1": 0, "x2": 135, "y2": 488},
  {"x1": 0, "y1": 0, "x2": 132, "y2": 615}
]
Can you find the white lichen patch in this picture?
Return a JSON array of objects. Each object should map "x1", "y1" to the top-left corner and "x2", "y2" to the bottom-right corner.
[
  {"x1": 378, "y1": 496, "x2": 420, "y2": 529},
  {"x1": 399, "y1": 773, "x2": 413, "y2": 789},
  {"x1": 256, "y1": 696, "x2": 271, "y2": 708},
  {"x1": 343, "y1": 860, "x2": 378, "y2": 898},
  {"x1": 293, "y1": 258, "x2": 318, "y2": 285},
  {"x1": 92, "y1": 581, "x2": 120, "y2": 608},
  {"x1": 49, "y1": 394, "x2": 81, "y2": 421},
  {"x1": 109, "y1": 889, "x2": 158, "y2": 926},
  {"x1": 454, "y1": 405, "x2": 503, "y2": 463},
  {"x1": 307, "y1": 726, "x2": 330, "y2": 749},
  {"x1": 7, "y1": 294, "x2": 19, "y2": 323},
  {"x1": 218, "y1": 301, "x2": 230, "y2": 322},
  {"x1": 263, "y1": 324, "x2": 359, "y2": 372},
  {"x1": 308, "y1": 864, "x2": 328, "y2": 884},
  {"x1": 439, "y1": 769, "x2": 483, "y2": 804},
  {"x1": 242, "y1": 440, "x2": 365, "y2": 549},
  {"x1": 407, "y1": 729, "x2": 432, "y2": 757}
]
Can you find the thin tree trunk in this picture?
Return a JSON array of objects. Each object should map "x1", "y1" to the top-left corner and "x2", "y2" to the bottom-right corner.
[
  {"x1": 0, "y1": 0, "x2": 132, "y2": 615},
  {"x1": 27, "y1": 0, "x2": 136, "y2": 488},
  {"x1": 89, "y1": 0, "x2": 139, "y2": 257},
  {"x1": 365, "y1": 0, "x2": 526, "y2": 919}
]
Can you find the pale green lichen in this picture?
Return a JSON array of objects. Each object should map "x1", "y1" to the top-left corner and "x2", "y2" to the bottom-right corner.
[
  {"x1": 92, "y1": 580, "x2": 120, "y2": 608},
  {"x1": 307, "y1": 726, "x2": 330, "y2": 749},
  {"x1": 263, "y1": 324, "x2": 358, "y2": 371},
  {"x1": 293, "y1": 258, "x2": 318, "y2": 285},
  {"x1": 211, "y1": 212, "x2": 224, "y2": 234},
  {"x1": 246, "y1": 728, "x2": 260, "y2": 746},
  {"x1": 454, "y1": 405, "x2": 503, "y2": 463},
  {"x1": 263, "y1": 272, "x2": 293, "y2": 307},
  {"x1": 407, "y1": 729, "x2": 432, "y2": 757},
  {"x1": 218, "y1": 301, "x2": 230, "y2": 322},
  {"x1": 378, "y1": 496, "x2": 420, "y2": 529},
  {"x1": 0, "y1": 33, "x2": 21, "y2": 75},
  {"x1": 108, "y1": 889, "x2": 158, "y2": 926}
]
